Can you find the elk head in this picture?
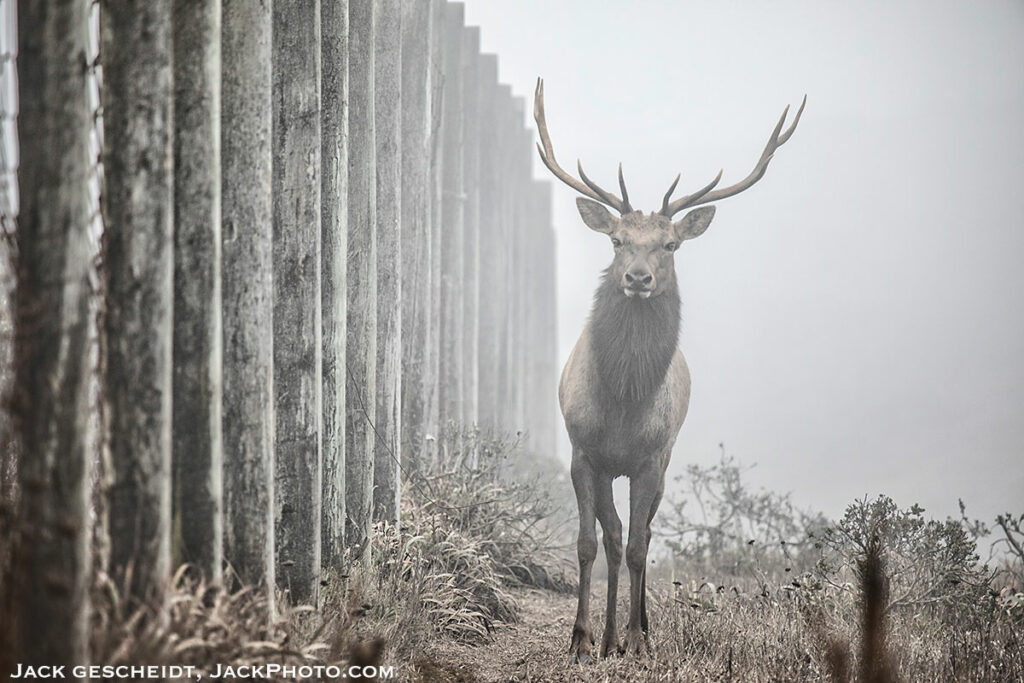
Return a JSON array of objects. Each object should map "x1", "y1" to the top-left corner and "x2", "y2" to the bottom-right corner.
[{"x1": 533, "y1": 78, "x2": 804, "y2": 300}]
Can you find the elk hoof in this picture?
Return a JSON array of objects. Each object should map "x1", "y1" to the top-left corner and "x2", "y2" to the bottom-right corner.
[
  {"x1": 622, "y1": 630, "x2": 648, "y2": 657},
  {"x1": 600, "y1": 633, "x2": 620, "y2": 658},
  {"x1": 568, "y1": 626, "x2": 595, "y2": 665},
  {"x1": 568, "y1": 652, "x2": 594, "y2": 665}
]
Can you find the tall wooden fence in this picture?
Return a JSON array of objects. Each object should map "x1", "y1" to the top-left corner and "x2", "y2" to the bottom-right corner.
[{"x1": 0, "y1": 0, "x2": 558, "y2": 668}]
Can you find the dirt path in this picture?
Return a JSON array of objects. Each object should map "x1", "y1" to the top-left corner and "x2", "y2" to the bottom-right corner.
[
  {"x1": 416, "y1": 583, "x2": 688, "y2": 683},
  {"x1": 419, "y1": 587, "x2": 578, "y2": 682},
  {"x1": 483, "y1": 588, "x2": 577, "y2": 680},
  {"x1": 479, "y1": 588, "x2": 581, "y2": 681}
]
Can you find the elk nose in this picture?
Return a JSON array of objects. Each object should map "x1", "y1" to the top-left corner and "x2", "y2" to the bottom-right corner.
[{"x1": 624, "y1": 270, "x2": 653, "y2": 288}]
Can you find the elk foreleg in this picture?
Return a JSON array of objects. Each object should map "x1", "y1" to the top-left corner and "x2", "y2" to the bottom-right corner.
[
  {"x1": 594, "y1": 474, "x2": 621, "y2": 657},
  {"x1": 624, "y1": 465, "x2": 661, "y2": 656},
  {"x1": 569, "y1": 453, "x2": 597, "y2": 663},
  {"x1": 640, "y1": 474, "x2": 665, "y2": 635}
]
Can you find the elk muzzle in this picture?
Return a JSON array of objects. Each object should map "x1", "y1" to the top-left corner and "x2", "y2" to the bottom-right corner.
[{"x1": 622, "y1": 267, "x2": 654, "y2": 299}]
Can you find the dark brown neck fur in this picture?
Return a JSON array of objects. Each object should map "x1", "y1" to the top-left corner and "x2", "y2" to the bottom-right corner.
[{"x1": 588, "y1": 270, "x2": 680, "y2": 404}]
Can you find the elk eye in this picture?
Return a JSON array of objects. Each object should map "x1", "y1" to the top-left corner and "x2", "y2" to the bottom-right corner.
[
  {"x1": 665, "y1": 242, "x2": 677, "y2": 251},
  {"x1": 611, "y1": 237, "x2": 622, "y2": 248}
]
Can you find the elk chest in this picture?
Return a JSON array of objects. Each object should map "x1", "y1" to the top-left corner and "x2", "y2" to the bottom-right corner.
[{"x1": 559, "y1": 331, "x2": 691, "y2": 478}]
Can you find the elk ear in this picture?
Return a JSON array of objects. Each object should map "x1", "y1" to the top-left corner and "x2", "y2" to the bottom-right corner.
[
  {"x1": 576, "y1": 197, "x2": 618, "y2": 234},
  {"x1": 673, "y1": 206, "x2": 716, "y2": 241}
]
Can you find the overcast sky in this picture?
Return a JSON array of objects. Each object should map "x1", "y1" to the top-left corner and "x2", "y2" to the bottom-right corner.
[{"x1": 463, "y1": 0, "x2": 1024, "y2": 527}]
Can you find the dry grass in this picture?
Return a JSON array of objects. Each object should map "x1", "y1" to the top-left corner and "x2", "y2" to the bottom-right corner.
[
  {"x1": 420, "y1": 562, "x2": 1022, "y2": 682},
  {"x1": 331, "y1": 428, "x2": 575, "y2": 662},
  {"x1": 0, "y1": 426, "x2": 575, "y2": 679},
  {"x1": 86, "y1": 566, "x2": 333, "y2": 679},
  {"x1": 4, "y1": 422, "x2": 1022, "y2": 681},
  {"x1": 409, "y1": 425, "x2": 575, "y2": 594},
  {"x1": 405, "y1": 490, "x2": 1024, "y2": 682}
]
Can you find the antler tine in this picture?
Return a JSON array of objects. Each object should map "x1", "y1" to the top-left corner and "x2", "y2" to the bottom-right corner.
[
  {"x1": 777, "y1": 94, "x2": 806, "y2": 145},
  {"x1": 659, "y1": 97, "x2": 806, "y2": 218},
  {"x1": 661, "y1": 96, "x2": 806, "y2": 216},
  {"x1": 578, "y1": 160, "x2": 624, "y2": 211},
  {"x1": 533, "y1": 78, "x2": 626, "y2": 213},
  {"x1": 661, "y1": 169, "x2": 723, "y2": 218},
  {"x1": 660, "y1": 174, "x2": 681, "y2": 215},
  {"x1": 618, "y1": 163, "x2": 632, "y2": 214}
]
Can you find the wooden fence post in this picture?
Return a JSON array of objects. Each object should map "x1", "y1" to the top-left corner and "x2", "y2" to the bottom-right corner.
[
  {"x1": 523, "y1": 179, "x2": 553, "y2": 456},
  {"x1": 439, "y1": 2, "x2": 465, "y2": 438},
  {"x1": 172, "y1": 0, "x2": 223, "y2": 584},
  {"x1": 373, "y1": 0, "x2": 402, "y2": 524},
  {"x1": 399, "y1": 0, "x2": 433, "y2": 467},
  {"x1": 475, "y1": 53, "x2": 499, "y2": 436},
  {"x1": 345, "y1": 0, "x2": 376, "y2": 559},
  {"x1": 461, "y1": 27, "x2": 480, "y2": 438},
  {"x1": 272, "y1": 0, "x2": 322, "y2": 606},
  {"x1": 545, "y1": 185, "x2": 558, "y2": 457},
  {"x1": 509, "y1": 97, "x2": 529, "y2": 435},
  {"x1": 424, "y1": 0, "x2": 446, "y2": 464},
  {"x1": 12, "y1": 0, "x2": 94, "y2": 664},
  {"x1": 493, "y1": 84, "x2": 512, "y2": 436},
  {"x1": 320, "y1": 0, "x2": 349, "y2": 572},
  {"x1": 221, "y1": 0, "x2": 276, "y2": 608},
  {"x1": 101, "y1": 0, "x2": 174, "y2": 606},
  {"x1": 534, "y1": 181, "x2": 558, "y2": 458}
]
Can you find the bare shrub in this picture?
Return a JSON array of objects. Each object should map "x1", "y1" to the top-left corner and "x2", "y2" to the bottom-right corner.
[
  {"x1": 993, "y1": 512, "x2": 1024, "y2": 595},
  {"x1": 658, "y1": 444, "x2": 828, "y2": 579},
  {"x1": 959, "y1": 501, "x2": 1024, "y2": 623},
  {"x1": 814, "y1": 495, "x2": 992, "y2": 621},
  {"x1": 654, "y1": 458, "x2": 1023, "y2": 682}
]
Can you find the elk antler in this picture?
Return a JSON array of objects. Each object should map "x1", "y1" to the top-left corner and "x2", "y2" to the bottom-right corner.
[
  {"x1": 660, "y1": 95, "x2": 806, "y2": 219},
  {"x1": 534, "y1": 78, "x2": 633, "y2": 214}
]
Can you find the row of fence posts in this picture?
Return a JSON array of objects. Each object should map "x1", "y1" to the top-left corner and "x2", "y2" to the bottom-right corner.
[{"x1": 0, "y1": 0, "x2": 558, "y2": 667}]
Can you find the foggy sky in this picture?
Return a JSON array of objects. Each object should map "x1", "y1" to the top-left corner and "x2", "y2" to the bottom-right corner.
[{"x1": 463, "y1": 0, "x2": 1024, "y2": 528}]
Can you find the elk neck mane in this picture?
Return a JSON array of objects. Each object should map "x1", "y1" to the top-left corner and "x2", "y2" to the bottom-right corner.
[{"x1": 588, "y1": 269, "x2": 681, "y2": 404}]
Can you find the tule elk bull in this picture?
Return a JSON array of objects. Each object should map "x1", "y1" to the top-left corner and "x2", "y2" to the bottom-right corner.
[{"x1": 533, "y1": 78, "x2": 804, "y2": 661}]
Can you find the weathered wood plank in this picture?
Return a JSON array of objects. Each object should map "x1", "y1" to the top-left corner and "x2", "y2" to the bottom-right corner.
[
  {"x1": 321, "y1": 0, "x2": 349, "y2": 572},
  {"x1": 439, "y1": 2, "x2": 465, "y2": 434},
  {"x1": 13, "y1": 0, "x2": 94, "y2": 663},
  {"x1": 172, "y1": 0, "x2": 223, "y2": 584},
  {"x1": 102, "y1": 0, "x2": 175, "y2": 605},
  {"x1": 475, "y1": 53, "x2": 499, "y2": 435},
  {"x1": 345, "y1": 0, "x2": 377, "y2": 560},
  {"x1": 399, "y1": 0, "x2": 433, "y2": 468},
  {"x1": 461, "y1": 26, "x2": 481, "y2": 439},
  {"x1": 221, "y1": 0, "x2": 276, "y2": 607},
  {"x1": 373, "y1": 0, "x2": 402, "y2": 524},
  {"x1": 272, "y1": 0, "x2": 323, "y2": 605},
  {"x1": 423, "y1": 0, "x2": 446, "y2": 465}
]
